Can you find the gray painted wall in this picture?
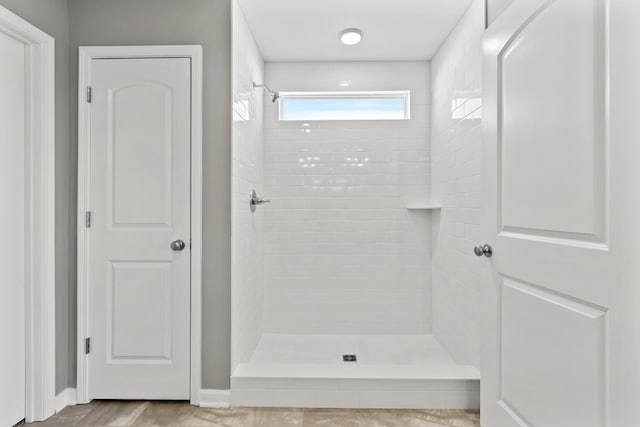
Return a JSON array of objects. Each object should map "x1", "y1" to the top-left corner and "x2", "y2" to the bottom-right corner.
[
  {"x1": 67, "y1": 0, "x2": 233, "y2": 390},
  {"x1": 0, "y1": 0, "x2": 72, "y2": 394}
]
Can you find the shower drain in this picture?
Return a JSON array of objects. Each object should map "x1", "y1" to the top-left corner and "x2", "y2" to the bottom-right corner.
[{"x1": 343, "y1": 354, "x2": 357, "y2": 362}]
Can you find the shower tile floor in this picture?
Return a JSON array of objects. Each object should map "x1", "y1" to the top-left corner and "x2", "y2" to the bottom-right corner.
[
  {"x1": 237, "y1": 334, "x2": 479, "y2": 378},
  {"x1": 30, "y1": 400, "x2": 481, "y2": 426},
  {"x1": 249, "y1": 334, "x2": 468, "y2": 366}
]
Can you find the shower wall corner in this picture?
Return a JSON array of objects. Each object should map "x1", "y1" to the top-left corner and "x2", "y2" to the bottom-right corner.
[{"x1": 230, "y1": 0, "x2": 266, "y2": 374}]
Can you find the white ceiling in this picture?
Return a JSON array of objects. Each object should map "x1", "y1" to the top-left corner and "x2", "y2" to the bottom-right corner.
[{"x1": 236, "y1": 0, "x2": 474, "y2": 62}]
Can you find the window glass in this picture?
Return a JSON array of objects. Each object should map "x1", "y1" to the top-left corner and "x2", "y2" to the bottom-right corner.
[{"x1": 279, "y1": 92, "x2": 410, "y2": 121}]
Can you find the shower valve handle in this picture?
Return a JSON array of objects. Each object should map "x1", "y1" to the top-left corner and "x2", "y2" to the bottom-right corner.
[
  {"x1": 251, "y1": 198, "x2": 271, "y2": 205},
  {"x1": 249, "y1": 189, "x2": 270, "y2": 212}
]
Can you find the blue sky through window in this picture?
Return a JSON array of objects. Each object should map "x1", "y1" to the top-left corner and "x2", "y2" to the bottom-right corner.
[{"x1": 280, "y1": 96, "x2": 408, "y2": 121}]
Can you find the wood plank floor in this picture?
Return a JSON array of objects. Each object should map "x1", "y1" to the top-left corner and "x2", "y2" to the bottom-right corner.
[{"x1": 27, "y1": 401, "x2": 481, "y2": 427}]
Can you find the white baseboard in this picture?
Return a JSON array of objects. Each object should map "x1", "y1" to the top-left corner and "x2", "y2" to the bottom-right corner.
[
  {"x1": 199, "y1": 389, "x2": 231, "y2": 408},
  {"x1": 55, "y1": 388, "x2": 227, "y2": 411},
  {"x1": 55, "y1": 387, "x2": 77, "y2": 413}
]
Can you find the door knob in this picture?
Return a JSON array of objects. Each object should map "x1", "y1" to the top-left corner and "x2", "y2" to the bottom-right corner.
[
  {"x1": 170, "y1": 239, "x2": 186, "y2": 251},
  {"x1": 474, "y1": 244, "x2": 492, "y2": 258}
]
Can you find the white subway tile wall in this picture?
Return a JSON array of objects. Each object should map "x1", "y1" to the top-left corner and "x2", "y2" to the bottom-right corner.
[
  {"x1": 430, "y1": 0, "x2": 484, "y2": 367},
  {"x1": 231, "y1": 0, "x2": 265, "y2": 367},
  {"x1": 263, "y1": 62, "x2": 433, "y2": 334}
]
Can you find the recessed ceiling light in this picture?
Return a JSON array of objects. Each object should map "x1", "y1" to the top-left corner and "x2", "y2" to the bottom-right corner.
[{"x1": 339, "y1": 28, "x2": 363, "y2": 46}]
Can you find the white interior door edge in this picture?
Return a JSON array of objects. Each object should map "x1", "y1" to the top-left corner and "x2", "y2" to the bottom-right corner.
[{"x1": 0, "y1": 4, "x2": 56, "y2": 423}]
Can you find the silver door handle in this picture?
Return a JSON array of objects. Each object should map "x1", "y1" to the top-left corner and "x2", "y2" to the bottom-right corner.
[
  {"x1": 474, "y1": 244, "x2": 492, "y2": 257},
  {"x1": 170, "y1": 239, "x2": 186, "y2": 251}
]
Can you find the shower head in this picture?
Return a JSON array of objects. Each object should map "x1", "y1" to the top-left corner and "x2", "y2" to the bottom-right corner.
[{"x1": 253, "y1": 82, "x2": 280, "y2": 103}]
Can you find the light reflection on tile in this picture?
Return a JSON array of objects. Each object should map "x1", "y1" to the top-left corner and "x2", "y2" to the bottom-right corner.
[
  {"x1": 302, "y1": 409, "x2": 360, "y2": 427},
  {"x1": 76, "y1": 401, "x2": 150, "y2": 426}
]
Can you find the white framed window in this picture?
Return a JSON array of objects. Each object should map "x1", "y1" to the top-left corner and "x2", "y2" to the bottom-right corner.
[{"x1": 278, "y1": 91, "x2": 411, "y2": 121}]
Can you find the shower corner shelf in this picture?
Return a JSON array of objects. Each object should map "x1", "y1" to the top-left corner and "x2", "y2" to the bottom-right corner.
[{"x1": 406, "y1": 204, "x2": 442, "y2": 211}]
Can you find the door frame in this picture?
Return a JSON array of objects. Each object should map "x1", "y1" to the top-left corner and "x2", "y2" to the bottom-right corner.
[
  {"x1": 0, "y1": 5, "x2": 56, "y2": 423},
  {"x1": 76, "y1": 45, "x2": 203, "y2": 405}
]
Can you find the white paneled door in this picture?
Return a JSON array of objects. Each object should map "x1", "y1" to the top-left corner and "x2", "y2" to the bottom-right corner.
[
  {"x1": 482, "y1": 0, "x2": 640, "y2": 426},
  {"x1": 0, "y1": 30, "x2": 26, "y2": 427},
  {"x1": 87, "y1": 57, "x2": 192, "y2": 399}
]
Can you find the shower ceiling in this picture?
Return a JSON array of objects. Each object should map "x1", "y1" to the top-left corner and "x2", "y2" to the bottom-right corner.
[{"x1": 236, "y1": 0, "x2": 474, "y2": 62}]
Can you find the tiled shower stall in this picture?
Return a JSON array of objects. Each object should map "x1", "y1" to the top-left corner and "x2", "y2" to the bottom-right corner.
[{"x1": 231, "y1": 0, "x2": 484, "y2": 409}]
